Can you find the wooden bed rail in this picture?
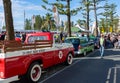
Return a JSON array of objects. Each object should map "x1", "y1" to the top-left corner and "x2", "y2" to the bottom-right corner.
[{"x1": 0, "y1": 40, "x2": 52, "y2": 53}]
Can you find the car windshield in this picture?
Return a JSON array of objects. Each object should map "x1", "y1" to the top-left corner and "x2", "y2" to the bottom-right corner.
[{"x1": 65, "y1": 38, "x2": 80, "y2": 44}]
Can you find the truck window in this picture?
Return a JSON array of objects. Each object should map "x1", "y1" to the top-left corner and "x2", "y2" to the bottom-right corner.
[{"x1": 28, "y1": 36, "x2": 47, "y2": 43}]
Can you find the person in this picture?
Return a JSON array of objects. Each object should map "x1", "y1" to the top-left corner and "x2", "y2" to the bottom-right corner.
[
  {"x1": 0, "y1": 31, "x2": 6, "y2": 40},
  {"x1": 21, "y1": 33, "x2": 26, "y2": 43},
  {"x1": 118, "y1": 34, "x2": 120, "y2": 49},
  {"x1": 60, "y1": 31, "x2": 63, "y2": 43},
  {"x1": 98, "y1": 34, "x2": 105, "y2": 58}
]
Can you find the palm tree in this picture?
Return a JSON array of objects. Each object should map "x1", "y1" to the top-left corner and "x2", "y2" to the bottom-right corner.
[
  {"x1": 45, "y1": 13, "x2": 52, "y2": 31},
  {"x1": 100, "y1": 2, "x2": 117, "y2": 33},
  {"x1": 25, "y1": 19, "x2": 32, "y2": 30},
  {"x1": 109, "y1": 4, "x2": 117, "y2": 32},
  {"x1": 41, "y1": 13, "x2": 53, "y2": 31},
  {"x1": 35, "y1": 15, "x2": 44, "y2": 30}
]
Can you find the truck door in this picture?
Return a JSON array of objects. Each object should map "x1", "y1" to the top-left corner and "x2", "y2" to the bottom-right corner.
[
  {"x1": 53, "y1": 44, "x2": 65, "y2": 64},
  {"x1": 43, "y1": 50, "x2": 55, "y2": 68}
]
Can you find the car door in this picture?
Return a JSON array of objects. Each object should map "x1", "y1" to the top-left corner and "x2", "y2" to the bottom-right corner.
[{"x1": 79, "y1": 38, "x2": 86, "y2": 53}]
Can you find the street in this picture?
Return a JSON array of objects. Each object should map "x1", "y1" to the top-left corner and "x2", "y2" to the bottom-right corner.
[{"x1": 40, "y1": 48, "x2": 120, "y2": 83}]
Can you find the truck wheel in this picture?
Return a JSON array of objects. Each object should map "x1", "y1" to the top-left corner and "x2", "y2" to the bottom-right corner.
[
  {"x1": 27, "y1": 62, "x2": 42, "y2": 83},
  {"x1": 65, "y1": 53, "x2": 73, "y2": 65}
]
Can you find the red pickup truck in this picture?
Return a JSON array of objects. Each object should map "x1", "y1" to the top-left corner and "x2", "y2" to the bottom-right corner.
[{"x1": 0, "y1": 32, "x2": 74, "y2": 83}]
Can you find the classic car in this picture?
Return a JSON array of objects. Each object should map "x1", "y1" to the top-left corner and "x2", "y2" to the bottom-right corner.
[{"x1": 64, "y1": 37, "x2": 94, "y2": 56}]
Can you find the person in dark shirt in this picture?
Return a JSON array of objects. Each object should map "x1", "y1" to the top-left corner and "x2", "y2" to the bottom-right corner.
[
  {"x1": 0, "y1": 31, "x2": 6, "y2": 40},
  {"x1": 21, "y1": 33, "x2": 26, "y2": 43},
  {"x1": 60, "y1": 31, "x2": 63, "y2": 43}
]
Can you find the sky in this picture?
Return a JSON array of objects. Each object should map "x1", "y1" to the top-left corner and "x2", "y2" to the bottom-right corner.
[{"x1": 0, "y1": 0, "x2": 120, "y2": 30}]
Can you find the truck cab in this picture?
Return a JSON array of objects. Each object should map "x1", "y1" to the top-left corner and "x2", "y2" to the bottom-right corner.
[{"x1": 24, "y1": 32, "x2": 54, "y2": 44}]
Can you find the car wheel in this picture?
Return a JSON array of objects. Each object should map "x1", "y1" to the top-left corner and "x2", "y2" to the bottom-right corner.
[
  {"x1": 65, "y1": 53, "x2": 73, "y2": 65},
  {"x1": 26, "y1": 62, "x2": 42, "y2": 83}
]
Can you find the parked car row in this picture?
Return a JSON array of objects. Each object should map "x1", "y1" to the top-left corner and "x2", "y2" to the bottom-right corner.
[{"x1": 64, "y1": 36, "x2": 94, "y2": 56}]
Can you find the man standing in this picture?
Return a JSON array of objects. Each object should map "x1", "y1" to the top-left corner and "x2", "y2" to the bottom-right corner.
[
  {"x1": 60, "y1": 31, "x2": 63, "y2": 43},
  {"x1": 99, "y1": 34, "x2": 105, "y2": 58}
]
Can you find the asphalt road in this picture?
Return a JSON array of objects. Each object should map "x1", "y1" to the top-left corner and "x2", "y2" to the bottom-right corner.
[{"x1": 40, "y1": 48, "x2": 120, "y2": 83}]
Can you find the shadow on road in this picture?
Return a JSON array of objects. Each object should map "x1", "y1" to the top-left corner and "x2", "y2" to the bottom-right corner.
[{"x1": 88, "y1": 48, "x2": 120, "y2": 57}]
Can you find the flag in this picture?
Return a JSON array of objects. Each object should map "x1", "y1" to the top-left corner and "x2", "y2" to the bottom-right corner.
[
  {"x1": 32, "y1": 15, "x2": 35, "y2": 24},
  {"x1": 31, "y1": 15, "x2": 35, "y2": 30},
  {"x1": 91, "y1": 22, "x2": 96, "y2": 34},
  {"x1": 53, "y1": 5, "x2": 60, "y2": 28},
  {"x1": 1, "y1": 16, "x2": 4, "y2": 30},
  {"x1": 24, "y1": 10, "x2": 26, "y2": 28}
]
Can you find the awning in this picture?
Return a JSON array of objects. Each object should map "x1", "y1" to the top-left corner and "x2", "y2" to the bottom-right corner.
[{"x1": 71, "y1": 24, "x2": 91, "y2": 33}]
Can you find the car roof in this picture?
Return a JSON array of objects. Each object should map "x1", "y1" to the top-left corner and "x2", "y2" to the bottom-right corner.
[
  {"x1": 65, "y1": 37, "x2": 80, "y2": 39},
  {"x1": 26, "y1": 32, "x2": 53, "y2": 36}
]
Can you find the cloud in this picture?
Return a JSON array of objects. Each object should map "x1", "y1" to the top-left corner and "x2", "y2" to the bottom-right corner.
[
  {"x1": 0, "y1": 0, "x2": 3, "y2": 16},
  {"x1": 1, "y1": 0, "x2": 48, "y2": 30},
  {"x1": 0, "y1": 12, "x2": 4, "y2": 17},
  {"x1": 11, "y1": 0, "x2": 44, "y2": 17},
  {"x1": 0, "y1": 0, "x2": 3, "y2": 7},
  {"x1": 12, "y1": 0, "x2": 43, "y2": 11},
  {"x1": 0, "y1": 0, "x2": 50, "y2": 30}
]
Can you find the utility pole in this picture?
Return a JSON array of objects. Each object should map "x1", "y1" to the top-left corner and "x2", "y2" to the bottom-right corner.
[{"x1": 24, "y1": 10, "x2": 26, "y2": 30}]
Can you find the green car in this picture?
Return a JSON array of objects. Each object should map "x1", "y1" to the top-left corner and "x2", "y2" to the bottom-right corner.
[{"x1": 64, "y1": 37, "x2": 94, "y2": 56}]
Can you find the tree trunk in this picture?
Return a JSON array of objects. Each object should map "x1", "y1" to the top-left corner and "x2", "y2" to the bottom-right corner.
[
  {"x1": 67, "y1": 0, "x2": 71, "y2": 37},
  {"x1": 3, "y1": 0, "x2": 15, "y2": 40},
  {"x1": 93, "y1": 0, "x2": 98, "y2": 36},
  {"x1": 86, "y1": 0, "x2": 90, "y2": 35}
]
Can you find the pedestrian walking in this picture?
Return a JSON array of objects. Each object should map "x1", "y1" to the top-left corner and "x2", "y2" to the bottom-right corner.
[
  {"x1": 60, "y1": 31, "x2": 63, "y2": 43},
  {"x1": 98, "y1": 34, "x2": 105, "y2": 58},
  {"x1": 117, "y1": 34, "x2": 120, "y2": 49}
]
